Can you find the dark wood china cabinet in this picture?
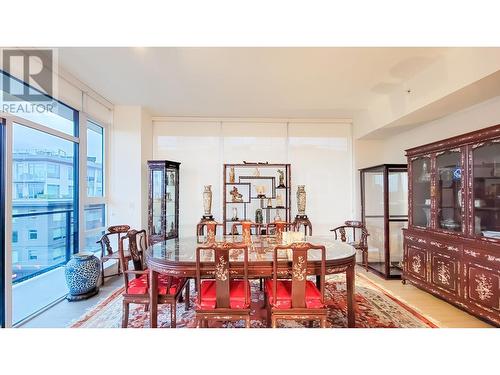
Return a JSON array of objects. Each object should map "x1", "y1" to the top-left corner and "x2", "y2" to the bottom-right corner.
[
  {"x1": 403, "y1": 124, "x2": 500, "y2": 326},
  {"x1": 147, "y1": 160, "x2": 180, "y2": 243}
]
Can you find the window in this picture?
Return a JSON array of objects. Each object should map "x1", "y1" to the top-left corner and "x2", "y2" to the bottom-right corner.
[
  {"x1": 84, "y1": 204, "x2": 106, "y2": 253},
  {"x1": 27, "y1": 183, "x2": 45, "y2": 198},
  {"x1": 28, "y1": 230, "x2": 37, "y2": 240},
  {"x1": 87, "y1": 121, "x2": 104, "y2": 197},
  {"x1": 12, "y1": 231, "x2": 18, "y2": 242},
  {"x1": 28, "y1": 250, "x2": 38, "y2": 260},
  {"x1": 46, "y1": 163, "x2": 60, "y2": 178},
  {"x1": 47, "y1": 184, "x2": 60, "y2": 198}
]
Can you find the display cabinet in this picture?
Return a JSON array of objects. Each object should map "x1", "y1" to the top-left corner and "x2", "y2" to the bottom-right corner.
[
  {"x1": 148, "y1": 160, "x2": 180, "y2": 243},
  {"x1": 223, "y1": 163, "x2": 291, "y2": 235},
  {"x1": 404, "y1": 124, "x2": 500, "y2": 326},
  {"x1": 360, "y1": 164, "x2": 408, "y2": 279}
]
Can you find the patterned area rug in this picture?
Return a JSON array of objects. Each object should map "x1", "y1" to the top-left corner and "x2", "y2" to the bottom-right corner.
[{"x1": 70, "y1": 273, "x2": 437, "y2": 328}]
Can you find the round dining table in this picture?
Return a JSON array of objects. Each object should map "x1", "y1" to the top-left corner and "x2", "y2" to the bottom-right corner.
[{"x1": 145, "y1": 234, "x2": 356, "y2": 328}]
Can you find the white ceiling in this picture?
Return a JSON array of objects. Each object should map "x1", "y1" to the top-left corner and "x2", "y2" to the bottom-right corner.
[{"x1": 58, "y1": 47, "x2": 448, "y2": 118}]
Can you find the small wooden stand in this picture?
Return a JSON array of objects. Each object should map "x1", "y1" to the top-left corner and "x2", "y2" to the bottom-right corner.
[{"x1": 293, "y1": 214, "x2": 312, "y2": 236}]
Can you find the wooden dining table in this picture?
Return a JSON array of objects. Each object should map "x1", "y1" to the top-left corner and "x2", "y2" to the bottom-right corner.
[{"x1": 145, "y1": 234, "x2": 357, "y2": 328}]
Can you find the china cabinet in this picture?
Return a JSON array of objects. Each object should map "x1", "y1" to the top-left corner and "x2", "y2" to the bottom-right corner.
[
  {"x1": 403, "y1": 124, "x2": 500, "y2": 326},
  {"x1": 147, "y1": 160, "x2": 180, "y2": 243},
  {"x1": 360, "y1": 164, "x2": 408, "y2": 279},
  {"x1": 222, "y1": 163, "x2": 291, "y2": 235}
]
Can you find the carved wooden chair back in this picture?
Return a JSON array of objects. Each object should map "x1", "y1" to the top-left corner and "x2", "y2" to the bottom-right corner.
[
  {"x1": 196, "y1": 242, "x2": 249, "y2": 309},
  {"x1": 330, "y1": 220, "x2": 368, "y2": 246},
  {"x1": 266, "y1": 221, "x2": 295, "y2": 240},
  {"x1": 119, "y1": 229, "x2": 148, "y2": 273},
  {"x1": 196, "y1": 221, "x2": 224, "y2": 243},
  {"x1": 272, "y1": 243, "x2": 326, "y2": 308},
  {"x1": 231, "y1": 221, "x2": 262, "y2": 241},
  {"x1": 97, "y1": 224, "x2": 131, "y2": 258}
]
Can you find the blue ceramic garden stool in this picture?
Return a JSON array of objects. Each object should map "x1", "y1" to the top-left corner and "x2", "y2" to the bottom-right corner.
[{"x1": 65, "y1": 253, "x2": 100, "y2": 301}]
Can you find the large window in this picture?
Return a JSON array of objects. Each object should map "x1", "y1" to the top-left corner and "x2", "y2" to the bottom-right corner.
[{"x1": 84, "y1": 120, "x2": 106, "y2": 253}]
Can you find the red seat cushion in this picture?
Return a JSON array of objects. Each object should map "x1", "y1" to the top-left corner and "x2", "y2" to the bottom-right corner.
[
  {"x1": 127, "y1": 274, "x2": 185, "y2": 295},
  {"x1": 198, "y1": 280, "x2": 250, "y2": 309},
  {"x1": 265, "y1": 279, "x2": 324, "y2": 309}
]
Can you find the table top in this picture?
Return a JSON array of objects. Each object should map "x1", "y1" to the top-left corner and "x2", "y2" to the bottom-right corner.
[{"x1": 145, "y1": 235, "x2": 356, "y2": 264}]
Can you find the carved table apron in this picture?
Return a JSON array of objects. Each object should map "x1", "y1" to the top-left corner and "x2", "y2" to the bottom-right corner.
[{"x1": 145, "y1": 235, "x2": 356, "y2": 328}]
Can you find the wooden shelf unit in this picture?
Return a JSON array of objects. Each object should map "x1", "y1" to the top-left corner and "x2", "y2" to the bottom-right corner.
[{"x1": 223, "y1": 163, "x2": 291, "y2": 235}]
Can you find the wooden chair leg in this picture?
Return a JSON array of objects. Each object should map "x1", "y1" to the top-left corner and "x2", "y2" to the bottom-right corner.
[
  {"x1": 308, "y1": 320, "x2": 314, "y2": 328},
  {"x1": 320, "y1": 317, "x2": 327, "y2": 328},
  {"x1": 245, "y1": 316, "x2": 251, "y2": 328},
  {"x1": 259, "y1": 278, "x2": 263, "y2": 291},
  {"x1": 184, "y1": 280, "x2": 190, "y2": 310},
  {"x1": 144, "y1": 304, "x2": 149, "y2": 312},
  {"x1": 101, "y1": 262, "x2": 105, "y2": 286},
  {"x1": 171, "y1": 301, "x2": 177, "y2": 328},
  {"x1": 364, "y1": 249, "x2": 369, "y2": 271},
  {"x1": 122, "y1": 301, "x2": 129, "y2": 328}
]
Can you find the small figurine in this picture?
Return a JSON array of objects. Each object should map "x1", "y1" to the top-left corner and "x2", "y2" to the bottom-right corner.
[
  {"x1": 254, "y1": 167, "x2": 260, "y2": 177},
  {"x1": 230, "y1": 186, "x2": 243, "y2": 202},
  {"x1": 274, "y1": 209, "x2": 282, "y2": 221},
  {"x1": 276, "y1": 194, "x2": 284, "y2": 208},
  {"x1": 255, "y1": 209, "x2": 263, "y2": 224},
  {"x1": 267, "y1": 198, "x2": 272, "y2": 207},
  {"x1": 231, "y1": 207, "x2": 239, "y2": 221},
  {"x1": 277, "y1": 169, "x2": 285, "y2": 188},
  {"x1": 229, "y1": 166, "x2": 235, "y2": 183},
  {"x1": 256, "y1": 185, "x2": 266, "y2": 198}
]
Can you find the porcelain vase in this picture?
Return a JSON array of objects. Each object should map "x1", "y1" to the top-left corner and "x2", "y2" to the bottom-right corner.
[
  {"x1": 65, "y1": 253, "x2": 100, "y2": 301},
  {"x1": 203, "y1": 185, "x2": 212, "y2": 216},
  {"x1": 297, "y1": 185, "x2": 307, "y2": 215}
]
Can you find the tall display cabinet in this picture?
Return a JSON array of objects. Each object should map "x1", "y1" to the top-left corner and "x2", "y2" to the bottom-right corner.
[
  {"x1": 403, "y1": 124, "x2": 500, "y2": 326},
  {"x1": 360, "y1": 164, "x2": 408, "y2": 279},
  {"x1": 147, "y1": 160, "x2": 180, "y2": 243}
]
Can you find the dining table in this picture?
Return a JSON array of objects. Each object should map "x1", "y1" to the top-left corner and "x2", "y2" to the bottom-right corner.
[{"x1": 145, "y1": 234, "x2": 357, "y2": 328}]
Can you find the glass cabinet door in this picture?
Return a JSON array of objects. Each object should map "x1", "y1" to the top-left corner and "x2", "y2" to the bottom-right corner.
[
  {"x1": 411, "y1": 157, "x2": 432, "y2": 227},
  {"x1": 363, "y1": 169, "x2": 386, "y2": 274},
  {"x1": 472, "y1": 141, "x2": 500, "y2": 239},
  {"x1": 388, "y1": 170, "x2": 408, "y2": 276},
  {"x1": 151, "y1": 169, "x2": 164, "y2": 236},
  {"x1": 436, "y1": 150, "x2": 463, "y2": 233},
  {"x1": 166, "y1": 167, "x2": 177, "y2": 237}
]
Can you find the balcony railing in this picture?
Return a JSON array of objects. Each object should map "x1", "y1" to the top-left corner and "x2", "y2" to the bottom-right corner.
[{"x1": 12, "y1": 209, "x2": 74, "y2": 284}]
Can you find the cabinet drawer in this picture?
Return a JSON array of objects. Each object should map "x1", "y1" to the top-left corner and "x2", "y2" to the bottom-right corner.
[
  {"x1": 464, "y1": 262, "x2": 500, "y2": 312},
  {"x1": 428, "y1": 239, "x2": 461, "y2": 256},
  {"x1": 405, "y1": 245, "x2": 428, "y2": 281},
  {"x1": 430, "y1": 251, "x2": 459, "y2": 296}
]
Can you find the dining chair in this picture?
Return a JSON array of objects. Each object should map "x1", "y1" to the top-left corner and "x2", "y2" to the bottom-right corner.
[
  {"x1": 330, "y1": 220, "x2": 369, "y2": 271},
  {"x1": 96, "y1": 224, "x2": 131, "y2": 285},
  {"x1": 265, "y1": 242, "x2": 328, "y2": 328},
  {"x1": 196, "y1": 220, "x2": 224, "y2": 243},
  {"x1": 195, "y1": 242, "x2": 251, "y2": 328},
  {"x1": 230, "y1": 220, "x2": 262, "y2": 239},
  {"x1": 119, "y1": 229, "x2": 189, "y2": 328},
  {"x1": 266, "y1": 221, "x2": 295, "y2": 241}
]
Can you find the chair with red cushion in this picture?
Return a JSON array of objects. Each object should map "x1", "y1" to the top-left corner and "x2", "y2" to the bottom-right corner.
[
  {"x1": 196, "y1": 220, "x2": 224, "y2": 243},
  {"x1": 265, "y1": 242, "x2": 328, "y2": 328},
  {"x1": 195, "y1": 242, "x2": 251, "y2": 328},
  {"x1": 119, "y1": 229, "x2": 188, "y2": 328}
]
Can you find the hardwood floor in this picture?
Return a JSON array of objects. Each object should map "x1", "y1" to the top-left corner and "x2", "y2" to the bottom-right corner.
[{"x1": 358, "y1": 267, "x2": 494, "y2": 328}]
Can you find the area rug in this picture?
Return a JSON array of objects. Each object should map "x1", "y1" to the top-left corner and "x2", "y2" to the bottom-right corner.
[{"x1": 70, "y1": 272, "x2": 437, "y2": 328}]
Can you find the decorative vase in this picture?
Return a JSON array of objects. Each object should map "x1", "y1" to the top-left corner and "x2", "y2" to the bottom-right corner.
[
  {"x1": 65, "y1": 253, "x2": 100, "y2": 301},
  {"x1": 231, "y1": 207, "x2": 238, "y2": 221},
  {"x1": 297, "y1": 185, "x2": 306, "y2": 215},
  {"x1": 203, "y1": 185, "x2": 212, "y2": 216}
]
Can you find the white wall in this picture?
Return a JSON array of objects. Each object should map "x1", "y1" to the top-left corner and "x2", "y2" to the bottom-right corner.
[
  {"x1": 152, "y1": 119, "x2": 353, "y2": 236},
  {"x1": 109, "y1": 106, "x2": 152, "y2": 230},
  {"x1": 353, "y1": 95, "x2": 500, "y2": 217}
]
